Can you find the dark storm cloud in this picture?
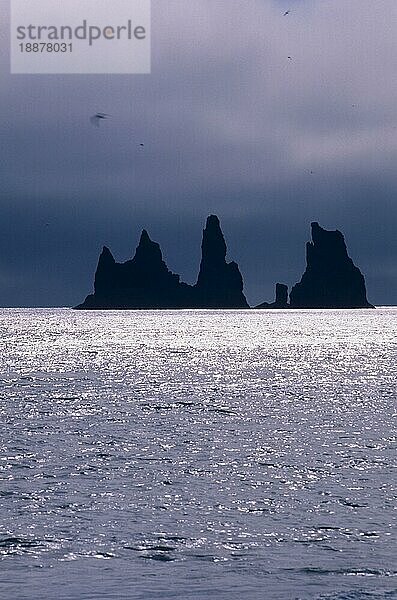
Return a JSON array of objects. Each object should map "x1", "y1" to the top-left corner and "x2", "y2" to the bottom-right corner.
[{"x1": 0, "y1": 0, "x2": 397, "y2": 306}]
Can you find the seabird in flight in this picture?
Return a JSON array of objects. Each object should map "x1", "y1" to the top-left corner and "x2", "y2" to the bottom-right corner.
[{"x1": 90, "y1": 113, "x2": 110, "y2": 127}]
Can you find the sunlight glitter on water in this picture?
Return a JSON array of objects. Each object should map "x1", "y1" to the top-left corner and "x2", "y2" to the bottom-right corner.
[{"x1": 0, "y1": 308, "x2": 396, "y2": 600}]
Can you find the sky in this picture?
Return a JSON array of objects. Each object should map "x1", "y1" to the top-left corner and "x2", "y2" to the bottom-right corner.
[{"x1": 0, "y1": 0, "x2": 397, "y2": 307}]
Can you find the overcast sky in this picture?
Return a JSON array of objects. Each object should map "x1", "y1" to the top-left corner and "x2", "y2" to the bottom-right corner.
[{"x1": 1, "y1": 0, "x2": 397, "y2": 307}]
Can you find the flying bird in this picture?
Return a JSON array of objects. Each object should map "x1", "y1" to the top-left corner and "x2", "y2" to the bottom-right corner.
[
  {"x1": 284, "y1": 10, "x2": 290, "y2": 16},
  {"x1": 288, "y1": 56, "x2": 292, "y2": 60},
  {"x1": 90, "y1": 113, "x2": 110, "y2": 127}
]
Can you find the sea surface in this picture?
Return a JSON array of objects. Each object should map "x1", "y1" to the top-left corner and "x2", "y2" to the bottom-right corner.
[{"x1": 0, "y1": 308, "x2": 396, "y2": 600}]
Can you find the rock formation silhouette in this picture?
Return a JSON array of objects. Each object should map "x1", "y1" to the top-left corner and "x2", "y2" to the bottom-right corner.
[
  {"x1": 194, "y1": 215, "x2": 249, "y2": 308},
  {"x1": 289, "y1": 222, "x2": 374, "y2": 308},
  {"x1": 75, "y1": 218, "x2": 374, "y2": 310},
  {"x1": 75, "y1": 215, "x2": 248, "y2": 309},
  {"x1": 255, "y1": 283, "x2": 289, "y2": 309}
]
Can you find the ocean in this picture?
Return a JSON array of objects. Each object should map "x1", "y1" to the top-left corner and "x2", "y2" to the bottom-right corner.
[{"x1": 0, "y1": 308, "x2": 396, "y2": 600}]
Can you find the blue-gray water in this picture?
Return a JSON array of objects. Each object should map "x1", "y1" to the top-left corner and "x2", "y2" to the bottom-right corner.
[{"x1": 0, "y1": 308, "x2": 396, "y2": 600}]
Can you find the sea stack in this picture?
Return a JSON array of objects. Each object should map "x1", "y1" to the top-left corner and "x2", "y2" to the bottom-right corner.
[
  {"x1": 194, "y1": 215, "x2": 249, "y2": 308},
  {"x1": 256, "y1": 283, "x2": 289, "y2": 309},
  {"x1": 75, "y1": 215, "x2": 248, "y2": 310},
  {"x1": 289, "y1": 222, "x2": 374, "y2": 309},
  {"x1": 76, "y1": 229, "x2": 192, "y2": 309}
]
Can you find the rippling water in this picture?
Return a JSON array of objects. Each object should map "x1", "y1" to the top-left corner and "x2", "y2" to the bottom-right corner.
[{"x1": 0, "y1": 308, "x2": 396, "y2": 600}]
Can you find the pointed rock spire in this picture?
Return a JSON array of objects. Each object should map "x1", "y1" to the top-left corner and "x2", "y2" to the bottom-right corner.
[
  {"x1": 134, "y1": 229, "x2": 163, "y2": 265},
  {"x1": 94, "y1": 246, "x2": 116, "y2": 295},
  {"x1": 199, "y1": 215, "x2": 227, "y2": 268},
  {"x1": 140, "y1": 229, "x2": 150, "y2": 243},
  {"x1": 195, "y1": 215, "x2": 249, "y2": 308},
  {"x1": 99, "y1": 245, "x2": 115, "y2": 265}
]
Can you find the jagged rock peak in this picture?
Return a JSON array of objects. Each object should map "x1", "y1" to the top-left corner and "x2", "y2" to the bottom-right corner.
[
  {"x1": 201, "y1": 215, "x2": 227, "y2": 263},
  {"x1": 98, "y1": 246, "x2": 115, "y2": 264},
  {"x1": 309, "y1": 222, "x2": 348, "y2": 261},
  {"x1": 289, "y1": 222, "x2": 373, "y2": 309},
  {"x1": 134, "y1": 229, "x2": 163, "y2": 263},
  {"x1": 139, "y1": 229, "x2": 151, "y2": 244},
  {"x1": 195, "y1": 214, "x2": 249, "y2": 308}
]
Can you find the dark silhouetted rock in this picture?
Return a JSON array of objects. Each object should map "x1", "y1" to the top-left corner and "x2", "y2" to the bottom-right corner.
[
  {"x1": 275, "y1": 283, "x2": 288, "y2": 306},
  {"x1": 289, "y1": 222, "x2": 374, "y2": 308},
  {"x1": 194, "y1": 215, "x2": 249, "y2": 308},
  {"x1": 76, "y1": 230, "x2": 193, "y2": 309},
  {"x1": 256, "y1": 283, "x2": 289, "y2": 308},
  {"x1": 75, "y1": 216, "x2": 248, "y2": 310}
]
